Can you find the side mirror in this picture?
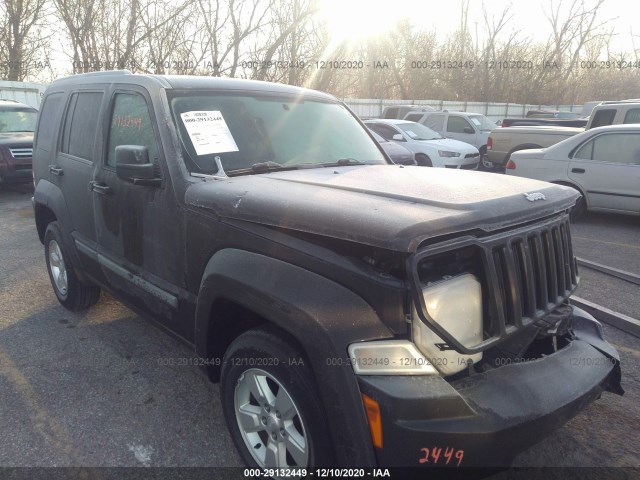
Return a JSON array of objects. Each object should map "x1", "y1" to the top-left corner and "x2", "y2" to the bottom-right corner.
[
  {"x1": 392, "y1": 133, "x2": 405, "y2": 141},
  {"x1": 115, "y1": 145, "x2": 160, "y2": 186},
  {"x1": 463, "y1": 127, "x2": 475, "y2": 134}
]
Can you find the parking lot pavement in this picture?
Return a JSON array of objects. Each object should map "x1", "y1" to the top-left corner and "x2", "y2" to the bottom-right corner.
[
  {"x1": 0, "y1": 187, "x2": 241, "y2": 467},
  {"x1": 571, "y1": 212, "x2": 640, "y2": 321},
  {"x1": 0, "y1": 186, "x2": 638, "y2": 469}
]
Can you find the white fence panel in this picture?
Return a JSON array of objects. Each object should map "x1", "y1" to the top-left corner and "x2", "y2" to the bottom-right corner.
[{"x1": 342, "y1": 98, "x2": 583, "y2": 121}]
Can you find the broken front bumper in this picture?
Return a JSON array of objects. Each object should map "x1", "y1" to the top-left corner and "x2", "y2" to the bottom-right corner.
[{"x1": 357, "y1": 306, "x2": 623, "y2": 467}]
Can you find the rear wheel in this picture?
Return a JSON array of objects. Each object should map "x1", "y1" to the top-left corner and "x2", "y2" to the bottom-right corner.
[
  {"x1": 221, "y1": 326, "x2": 333, "y2": 470},
  {"x1": 415, "y1": 153, "x2": 432, "y2": 167},
  {"x1": 44, "y1": 222, "x2": 101, "y2": 310},
  {"x1": 480, "y1": 146, "x2": 494, "y2": 169},
  {"x1": 554, "y1": 183, "x2": 586, "y2": 221}
]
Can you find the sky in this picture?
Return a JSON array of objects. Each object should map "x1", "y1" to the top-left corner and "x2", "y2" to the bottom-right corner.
[{"x1": 320, "y1": 0, "x2": 636, "y2": 55}]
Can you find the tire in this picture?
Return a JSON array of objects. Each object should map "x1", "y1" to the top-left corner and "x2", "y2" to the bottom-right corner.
[
  {"x1": 569, "y1": 193, "x2": 586, "y2": 221},
  {"x1": 44, "y1": 221, "x2": 101, "y2": 311},
  {"x1": 554, "y1": 183, "x2": 586, "y2": 222},
  {"x1": 221, "y1": 326, "x2": 334, "y2": 470},
  {"x1": 480, "y1": 146, "x2": 494, "y2": 169},
  {"x1": 415, "y1": 153, "x2": 432, "y2": 167}
]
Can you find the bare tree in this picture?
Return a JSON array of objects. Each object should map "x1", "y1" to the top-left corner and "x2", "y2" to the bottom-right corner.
[
  {"x1": 197, "y1": 0, "x2": 273, "y2": 77},
  {"x1": 0, "y1": 0, "x2": 48, "y2": 80}
]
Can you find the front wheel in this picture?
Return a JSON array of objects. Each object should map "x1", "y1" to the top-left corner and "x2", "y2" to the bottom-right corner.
[
  {"x1": 415, "y1": 153, "x2": 433, "y2": 167},
  {"x1": 221, "y1": 326, "x2": 334, "y2": 470}
]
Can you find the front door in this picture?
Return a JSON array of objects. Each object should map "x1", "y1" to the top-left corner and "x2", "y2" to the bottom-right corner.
[
  {"x1": 446, "y1": 115, "x2": 477, "y2": 146},
  {"x1": 92, "y1": 88, "x2": 186, "y2": 334}
]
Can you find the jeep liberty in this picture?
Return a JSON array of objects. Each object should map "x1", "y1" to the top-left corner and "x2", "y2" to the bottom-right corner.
[{"x1": 33, "y1": 71, "x2": 623, "y2": 471}]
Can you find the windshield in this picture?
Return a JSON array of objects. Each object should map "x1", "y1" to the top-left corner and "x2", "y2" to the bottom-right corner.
[
  {"x1": 0, "y1": 108, "x2": 38, "y2": 132},
  {"x1": 167, "y1": 92, "x2": 386, "y2": 175},
  {"x1": 469, "y1": 114, "x2": 496, "y2": 131},
  {"x1": 396, "y1": 122, "x2": 443, "y2": 140}
]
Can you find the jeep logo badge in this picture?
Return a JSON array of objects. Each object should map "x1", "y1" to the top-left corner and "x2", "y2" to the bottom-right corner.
[{"x1": 524, "y1": 192, "x2": 546, "y2": 202}]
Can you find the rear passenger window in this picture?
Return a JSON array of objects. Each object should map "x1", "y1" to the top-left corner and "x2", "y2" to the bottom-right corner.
[
  {"x1": 61, "y1": 92, "x2": 103, "y2": 160},
  {"x1": 35, "y1": 93, "x2": 63, "y2": 151},
  {"x1": 107, "y1": 93, "x2": 158, "y2": 167}
]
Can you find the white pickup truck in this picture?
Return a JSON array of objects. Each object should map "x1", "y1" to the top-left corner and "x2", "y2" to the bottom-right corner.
[{"x1": 485, "y1": 101, "x2": 640, "y2": 168}]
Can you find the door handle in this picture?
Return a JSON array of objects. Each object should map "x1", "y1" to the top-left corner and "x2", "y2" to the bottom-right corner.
[
  {"x1": 49, "y1": 165, "x2": 64, "y2": 176},
  {"x1": 571, "y1": 168, "x2": 585, "y2": 174},
  {"x1": 89, "y1": 181, "x2": 113, "y2": 195}
]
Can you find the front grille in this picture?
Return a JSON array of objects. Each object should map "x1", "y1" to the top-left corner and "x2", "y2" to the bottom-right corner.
[
  {"x1": 410, "y1": 215, "x2": 578, "y2": 354},
  {"x1": 460, "y1": 163, "x2": 477, "y2": 170},
  {"x1": 490, "y1": 220, "x2": 577, "y2": 328},
  {"x1": 444, "y1": 165, "x2": 457, "y2": 168},
  {"x1": 9, "y1": 148, "x2": 32, "y2": 159},
  {"x1": 464, "y1": 153, "x2": 480, "y2": 158}
]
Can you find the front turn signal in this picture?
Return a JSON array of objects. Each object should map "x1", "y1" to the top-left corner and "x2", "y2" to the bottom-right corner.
[{"x1": 362, "y1": 394, "x2": 383, "y2": 449}]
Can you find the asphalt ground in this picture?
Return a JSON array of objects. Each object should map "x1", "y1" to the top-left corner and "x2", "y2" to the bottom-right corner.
[{"x1": 0, "y1": 184, "x2": 638, "y2": 473}]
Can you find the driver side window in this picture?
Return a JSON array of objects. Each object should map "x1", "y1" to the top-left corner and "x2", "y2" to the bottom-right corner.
[
  {"x1": 107, "y1": 93, "x2": 158, "y2": 168},
  {"x1": 369, "y1": 124, "x2": 399, "y2": 141},
  {"x1": 447, "y1": 116, "x2": 472, "y2": 134}
]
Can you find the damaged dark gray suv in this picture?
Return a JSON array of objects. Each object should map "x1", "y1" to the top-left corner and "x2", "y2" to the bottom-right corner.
[{"x1": 32, "y1": 71, "x2": 623, "y2": 470}]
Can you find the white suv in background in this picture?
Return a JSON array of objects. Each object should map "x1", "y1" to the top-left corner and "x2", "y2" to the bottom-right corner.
[
  {"x1": 364, "y1": 119, "x2": 480, "y2": 168},
  {"x1": 404, "y1": 110, "x2": 497, "y2": 167}
]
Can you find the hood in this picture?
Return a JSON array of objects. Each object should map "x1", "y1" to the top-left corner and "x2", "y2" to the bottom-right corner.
[
  {"x1": 185, "y1": 165, "x2": 578, "y2": 252},
  {"x1": 421, "y1": 138, "x2": 478, "y2": 154},
  {"x1": 0, "y1": 132, "x2": 34, "y2": 147}
]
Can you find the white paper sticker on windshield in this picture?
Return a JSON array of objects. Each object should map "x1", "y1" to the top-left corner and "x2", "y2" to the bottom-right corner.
[
  {"x1": 470, "y1": 118, "x2": 481, "y2": 126},
  {"x1": 405, "y1": 130, "x2": 418, "y2": 139},
  {"x1": 180, "y1": 111, "x2": 239, "y2": 156}
]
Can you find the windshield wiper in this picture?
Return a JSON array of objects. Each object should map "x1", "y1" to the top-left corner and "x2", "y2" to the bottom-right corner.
[
  {"x1": 319, "y1": 158, "x2": 370, "y2": 167},
  {"x1": 227, "y1": 161, "x2": 300, "y2": 176}
]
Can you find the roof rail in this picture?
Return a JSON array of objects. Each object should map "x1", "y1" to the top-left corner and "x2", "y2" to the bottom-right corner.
[{"x1": 73, "y1": 69, "x2": 132, "y2": 77}]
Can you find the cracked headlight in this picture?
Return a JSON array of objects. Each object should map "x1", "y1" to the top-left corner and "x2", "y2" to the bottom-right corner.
[{"x1": 412, "y1": 273, "x2": 483, "y2": 375}]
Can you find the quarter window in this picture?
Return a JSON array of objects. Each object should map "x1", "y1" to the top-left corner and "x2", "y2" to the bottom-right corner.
[{"x1": 107, "y1": 93, "x2": 158, "y2": 168}]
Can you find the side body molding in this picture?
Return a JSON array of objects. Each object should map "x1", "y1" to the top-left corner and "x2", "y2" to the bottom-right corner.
[{"x1": 195, "y1": 248, "x2": 394, "y2": 467}]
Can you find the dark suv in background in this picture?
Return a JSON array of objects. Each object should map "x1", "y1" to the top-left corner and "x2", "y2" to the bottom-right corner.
[
  {"x1": 0, "y1": 99, "x2": 38, "y2": 187},
  {"x1": 32, "y1": 71, "x2": 622, "y2": 472}
]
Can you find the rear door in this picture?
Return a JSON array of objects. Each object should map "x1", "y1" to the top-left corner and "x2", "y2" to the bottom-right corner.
[
  {"x1": 51, "y1": 90, "x2": 104, "y2": 278},
  {"x1": 569, "y1": 131, "x2": 640, "y2": 213}
]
